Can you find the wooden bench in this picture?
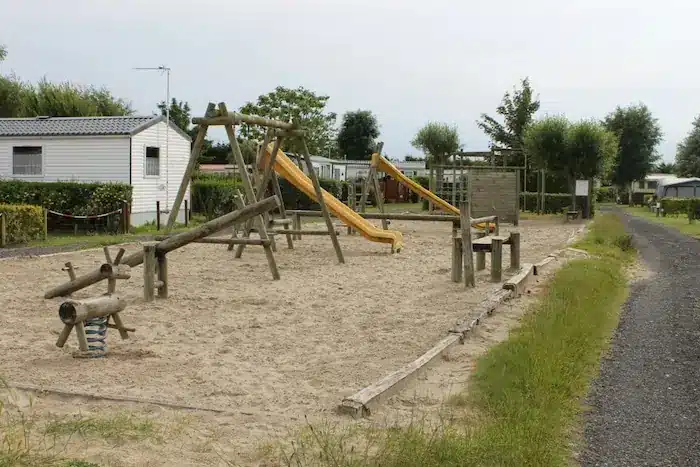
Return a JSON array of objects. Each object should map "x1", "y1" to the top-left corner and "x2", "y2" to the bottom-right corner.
[
  {"x1": 565, "y1": 210, "x2": 580, "y2": 221},
  {"x1": 452, "y1": 231, "x2": 520, "y2": 282}
]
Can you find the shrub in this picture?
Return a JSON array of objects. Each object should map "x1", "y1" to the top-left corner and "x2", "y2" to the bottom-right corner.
[
  {"x1": 660, "y1": 197, "x2": 690, "y2": 216},
  {"x1": 191, "y1": 179, "x2": 242, "y2": 220},
  {"x1": 0, "y1": 180, "x2": 131, "y2": 215},
  {"x1": 596, "y1": 186, "x2": 616, "y2": 203},
  {"x1": 519, "y1": 192, "x2": 571, "y2": 213},
  {"x1": 0, "y1": 204, "x2": 45, "y2": 244}
]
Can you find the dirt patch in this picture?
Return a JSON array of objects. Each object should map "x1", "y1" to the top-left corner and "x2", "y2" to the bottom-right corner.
[{"x1": 0, "y1": 218, "x2": 577, "y2": 466}]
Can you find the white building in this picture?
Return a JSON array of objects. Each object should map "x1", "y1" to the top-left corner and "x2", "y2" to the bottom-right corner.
[
  {"x1": 631, "y1": 173, "x2": 676, "y2": 194},
  {"x1": 0, "y1": 115, "x2": 191, "y2": 225}
]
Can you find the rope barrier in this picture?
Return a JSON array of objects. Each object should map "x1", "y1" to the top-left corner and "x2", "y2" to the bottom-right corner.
[{"x1": 47, "y1": 208, "x2": 122, "y2": 220}]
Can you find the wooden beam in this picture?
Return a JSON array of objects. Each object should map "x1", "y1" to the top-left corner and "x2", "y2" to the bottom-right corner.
[
  {"x1": 301, "y1": 138, "x2": 345, "y2": 264},
  {"x1": 192, "y1": 112, "x2": 296, "y2": 129},
  {"x1": 58, "y1": 294, "x2": 128, "y2": 325}
]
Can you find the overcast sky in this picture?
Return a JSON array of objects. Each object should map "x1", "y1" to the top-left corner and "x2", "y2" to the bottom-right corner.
[{"x1": 3, "y1": 0, "x2": 699, "y2": 161}]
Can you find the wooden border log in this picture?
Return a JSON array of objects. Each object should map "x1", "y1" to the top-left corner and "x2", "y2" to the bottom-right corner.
[
  {"x1": 503, "y1": 263, "x2": 534, "y2": 296},
  {"x1": 58, "y1": 294, "x2": 127, "y2": 325},
  {"x1": 533, "y1": 256, "x2": 556, "y2": 275},
  {"x1": 339, "y1": 334, "x2": 462, "y2": 418}
]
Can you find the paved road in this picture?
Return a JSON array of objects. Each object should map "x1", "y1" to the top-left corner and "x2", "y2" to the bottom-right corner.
[{"x1": 582, "y1": 210, "x2": 700, "y2": 466}]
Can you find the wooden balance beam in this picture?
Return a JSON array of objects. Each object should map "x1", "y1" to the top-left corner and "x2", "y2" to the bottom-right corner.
[{"x1": 44, "y1": 195, "x2": 281, "y2": 299}]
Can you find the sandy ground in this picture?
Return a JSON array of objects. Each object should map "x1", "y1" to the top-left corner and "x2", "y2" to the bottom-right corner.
[{"x1": 0, "y1": 218, "x2": 579, "y2": 466}]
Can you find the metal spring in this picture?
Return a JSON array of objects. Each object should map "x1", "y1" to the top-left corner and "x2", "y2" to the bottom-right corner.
[{"x1": 84, "y1": 317, "x2": 108, "y2": 357}]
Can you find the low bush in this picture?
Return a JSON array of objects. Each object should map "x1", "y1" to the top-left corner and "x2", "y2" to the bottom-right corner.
[
  {"x1": 519, "y1": 192, "x2": 571, "y2": 213},
  {"x1": 596, "y1": 186, "x2": 616, "y2": 203},
  {"x1": 660, "y1": 197, "x2": 692, "y2": 216},
  {"x1": 190, "y1": 179, "x2": 242, "y2": 220},
  {"x1": 0, "y1": 204, "x2": 45, "y2": 244}
]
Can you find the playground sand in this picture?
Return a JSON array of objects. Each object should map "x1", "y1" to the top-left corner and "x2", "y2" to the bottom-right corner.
[{"x1": 0, "y1": 218, "x2": 577, "y2": 466}]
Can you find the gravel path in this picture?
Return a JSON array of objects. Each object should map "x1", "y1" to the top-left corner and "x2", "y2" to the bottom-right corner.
[{"x1": 581, "y1": 209, "x2": 700, "y2": 466}]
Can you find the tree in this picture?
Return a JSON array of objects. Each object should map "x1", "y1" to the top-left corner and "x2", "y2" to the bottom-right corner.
[
  {"x1": 17, "y1": 79, "x2": 132, "y2": 117},
  {"x1": 655, "y1": 161, "x2": 676, "y2": 174},
  {"x1": 411, "y1": 122, "x2": 460, "y2": 193},
  {"x1": 158, "y1": 98, "x2": 192, "y2": 133},
  {"x1": 477, "y1": 77, "x2": 540, "y2": 160},
  {"x1": 336, "y1": 110, "x2": 380, "y2": 160},
  {"x1": 526, "y1": 116, "x2": 614, "y2": 208},
  {"x1": 238, "y1": 86, "x2": 337, "y2": 156},
  {"x1": 675, "y1": 116, "x2": 700, "y2": 177},
  {"x1": 0, "y1": 45, "x2": 7, "y2": 62},
  {"x1": 604, "y1": 103, "x2": 663, "y2": 198},
  {"x1": 0, "y1": 74, "x2": 26, "y2": 118}
]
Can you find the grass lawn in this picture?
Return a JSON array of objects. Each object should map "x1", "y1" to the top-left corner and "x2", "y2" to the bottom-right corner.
[
  {"x1": 270, "y1": 213, "x2": 633, "y2": 466},
  {"x1": 623, "y1": 205, "x2": 700, "y2": 238}
]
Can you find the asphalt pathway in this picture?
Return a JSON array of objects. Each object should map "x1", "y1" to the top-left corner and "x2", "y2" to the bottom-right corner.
[{"x1": 582, "y1": 210, "x2": 700, "y2": 466}]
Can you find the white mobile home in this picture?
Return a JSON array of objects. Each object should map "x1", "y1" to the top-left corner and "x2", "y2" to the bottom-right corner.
[{"x1": 0, "y1": 115, "x2": 191, "y2": 225}]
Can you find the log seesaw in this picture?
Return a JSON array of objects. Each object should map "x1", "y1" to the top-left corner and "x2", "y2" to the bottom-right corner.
[{"x1": 48, "y1": 195, "x2": 281, "y2": 358}]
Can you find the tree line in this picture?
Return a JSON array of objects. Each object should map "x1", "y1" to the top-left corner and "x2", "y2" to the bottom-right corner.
[{"x1": 1, "y1": 44, "x2": 675, "y2": 200}]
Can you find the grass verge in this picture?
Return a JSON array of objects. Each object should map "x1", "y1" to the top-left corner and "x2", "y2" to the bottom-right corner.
[
  {"x1": 623, "y1": 205, "x2": 700, "y2": 238},
  {"x1": 270, "y1": 213, "x2": 634, "y2": 466}
]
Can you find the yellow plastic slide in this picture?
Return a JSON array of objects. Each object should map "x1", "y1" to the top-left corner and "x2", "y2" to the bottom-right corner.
[
  {"x1": 261, "y1": 144, "x2": 404, "y2": 252},
  {"x1": 371, "y1": 153, "x2": 495, "y2": 232}
]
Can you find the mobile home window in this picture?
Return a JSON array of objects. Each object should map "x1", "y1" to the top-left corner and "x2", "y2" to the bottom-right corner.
[
  {"x1": 145, "y1": 146, "x2": 160, "y2": 176},
  {"x1": 12, "y1": 146, "x2": 42, "y2": 175}
]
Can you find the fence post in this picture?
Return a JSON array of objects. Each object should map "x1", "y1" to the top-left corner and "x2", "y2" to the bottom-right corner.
[
  {"x1": 43, "y1": 208, "x2": 48, "y2": 240},
  {"x1": 184, "y1": 199, "x2": 189, "y2": 227},
  {"x1": 121, "y1": 200, "x2": 129, "y2": 234},
  {"x1": 156, "y1": 201, "x2": 161, "y2": 231},
  {"x1": 0, "y1": 213, "x2": 6, "y2": 248}
]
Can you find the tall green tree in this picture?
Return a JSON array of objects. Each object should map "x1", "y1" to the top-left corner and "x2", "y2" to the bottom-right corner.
[
  {"x1": 17, "y1": 79, "x2": 132, "y2": 117},
  {"x1": 604, "y1": 103, "x2": 663, "y2": 198},
  {"x1": 157, "y1": 98, "x2": 192, "y2": 133},
  {"x1": 336, "y1": 110, "x2": 380, "y2": 160},
  {"x1": 238, "y1": 86, "x2": 337, "y2": 156},
  {"x1": 477, "y1": 77, "x2": 540, "y2": 161},
  {"x1": 675, "y1": 115, "x2": 700, "y2": 177},
  {"x1": 655, "y1": 161, "x2": 676, "y2": 174},
  {"x1": 0, "y1": 45, "x2": 7, "y2": 62},
  {"x1": 526, "y1": 116, "x2": 615, "y2": 208},
  {"x1": 411, "y1": 122, "x2": 460, "y2": 193},
  {"x1": 0, "y1": 74, "x2": 26, "y2": 118}
]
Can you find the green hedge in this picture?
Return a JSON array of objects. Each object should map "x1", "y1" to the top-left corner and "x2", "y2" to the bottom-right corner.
[
  {"x1": 596, "y1": 186, "x2": 616, "y2": 203},
  {"x1": 660, "y1": 197, "x2": 698, "y2": 216},
  {"x1": 519, "y1": 192, "x2": 571, "y2": 213},
  {"x1": 0, "y1": 180, "x2": 131, "y2": 215},
  {"x1": 0, "y1": 204, "x2": 45, "y2": 245}
]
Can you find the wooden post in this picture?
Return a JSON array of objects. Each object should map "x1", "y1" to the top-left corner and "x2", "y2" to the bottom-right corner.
[
  {"x1": 494, "y1": 216, "x2": 500, "y2": 236},
  {"x1": 156, "y1": 201, "x2": 161, "y2": 231},
  {"x1": 74, "y1": 321, "x2": 89, "y2": 351},
  {"x1": 451, "y1": 224, "x2": 462, "y2": 283},
  {"x1": 491, "y1": 237, "x2": 503, "y2": 282},
  {"x1": 165, "y1": 103, "x2": 215, "y2": 232},
  {"x1": 429, "y1": 165, "x2": 435, "y2": 211},
  {"x1": 301, "y1": 138, "x2": 345, "y2": 264},
  {"x1": 121, "y1": 200, "x2": 129, "y2": 233},
  {"x1": 184, "y1": 200, "x2": 189, "y2": 227},
  {"x1": 475, "y1": 231, "x2": 486, "y2": 271},
  {"x1": 220, "y1": 103, "x2": 280, "y2": 280},
  {"x1": 347, "y1": 183, "x2": 356, "y2": 235},
  {"x1": 271, "y1": 172, "x2": 293, "y2": 249},
  {"x1": 371, "y1": 169, "x2": 389, "y2": 230},
  {"x1": 143, "y1": 243, "x2": 156, "y2": 302},
  {"x1": 510, "y1": 232, "x2": 520, "y2": 271},
  {"x1": 157, "y1": 253, "x2": 168, "y2": 298},
  {"x1": 0, "y1": 213, "x2": 5, "y2": 248},
  {"x1": 460, "y1": 202, "x2": 475, "y2": 288},
  {"x1": 43, "y1": 208, "x2": 48, "y2": 240},
  {"x1": 64, "y1": 262, "x2": 77, "y2": 281},
  {"x1": 359, "y1": 169, "x2": 372, "y2": 214},
  {"x1": 451, "y1": 155, "x2": 457, "y2": 207},
  {"x1": 293, "y1": 212, "x2": 301, "y2": 240}
]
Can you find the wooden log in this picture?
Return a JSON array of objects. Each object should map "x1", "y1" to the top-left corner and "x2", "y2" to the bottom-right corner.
[
  {"x1": 99, "y1": 263, "x2": 131, "y2": 280},
  {"x1": 56, "y1": 324, "x2": 74, "y2": 348},
  {"x1": 503, "y1": 263, "x2": 534, "y2": 296},
  {"x1": 491, "y1": 237, "x2": 504, "y2": 282},
  {"x1": 58, "y1": 294, "x2": 127, "y2": 325},
  {"x1": 44, "y1": 195, "x2": 280, "y2": 299},
  {"x1": 509, "y1": 231, "x2": 521, "y2": 270},
  {"x1": 475, "y1": 231, "x2": 487, "y2": 271},
  {"x1": 192, "y1": 112, "x2": 296, "y2": 129},
  {"x1": 165, "y1": 103, "x2": 215, "y2": 232},
  {"x1": 268, "y1": 229, "x2": 339, "y2": 235},
  {"x1": 293, "y1": 213, "x2": 302, "y2": 240},
  {"x1": 74, "y1": 322, "x2": 89, "y2": 351},
  {"x1": 288, "y1": 209, "x2": 498, "y2": 226},
  {"x1": 114, "y1": 248, "x2": 126, "y2": 265},
  {"x1": 110, "y1": 312, "x2": 130, "y2": 339},
  {"x1": 64, "y1": 262, "x2": 77, "y2": 281},
  {"x1": 143, "y1": 244, "x2": 156, "y2": 302},
  {"x1": 157, "y1": 254, "x2": 168, "y2": 299},
  {"x1": 533, "y1": 256, "x2": 555, "y2": 275},
  {"x1": 339, "y1": 334, "x2": 461, "y2": 418},
  {"x1": 460, "y1": 202, "x2": 475, "y2": 287}
]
